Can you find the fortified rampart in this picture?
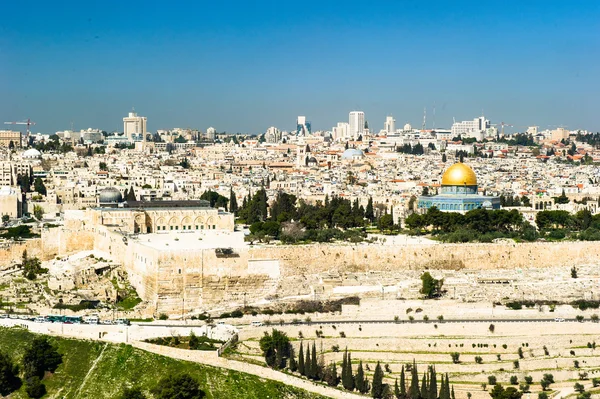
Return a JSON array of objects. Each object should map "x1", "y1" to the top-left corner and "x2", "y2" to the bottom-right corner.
[{"x1": 5, "y1": 226, "x2": 600, "y2": 315}]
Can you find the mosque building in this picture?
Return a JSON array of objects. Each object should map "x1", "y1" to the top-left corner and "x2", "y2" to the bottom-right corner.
[{"x1": 417, "y1": 162, "x2": 500, "y2": 212}]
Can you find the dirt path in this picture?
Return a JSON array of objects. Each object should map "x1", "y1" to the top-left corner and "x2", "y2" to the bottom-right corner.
[{"x1": 131, "y1": 341, "x2": 365, "y2": 399}]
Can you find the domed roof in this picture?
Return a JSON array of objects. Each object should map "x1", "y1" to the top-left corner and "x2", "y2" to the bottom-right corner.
[
  {"x1": 23, "y1": 148, "x2": 41, "y2": 159},
  {"x1": 341, "y1": 148, "x2": 364, "y2": 160},
  {"x1": 404, "y1": 123, "x2": 412, "y2": 131},
  {"x1": 441, "y1": 162, "x2": 477, "y2": 186},
  {"x1": 99, "y1": 187, "x2": 123, "y2": 204}
]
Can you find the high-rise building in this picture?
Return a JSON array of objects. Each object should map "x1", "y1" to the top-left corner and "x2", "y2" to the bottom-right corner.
[
  {"x1": 123, "y1": 111, "x2": 147, "y2": 142},
  {"x1": 332, "y1": 122, "x2": 350, "y2": 141},
  {"x1": 384, "y1": 116, "x2": 396, "y2": 134},
  {"x1": 265, "y1": 127, "x2": 281, "y2": 143},
  {"x1": 349, "y1": 111, "x2": 365, "y2": 139},
  {"x1": 451, "y1": 116, "x2": 489, "y2": 140},
  {"x1": 206, "y1": 127, "x2": 216, "y2": 141},
  {"x1": 296, "y1": 116, "x2": 311, "y2": 136}
]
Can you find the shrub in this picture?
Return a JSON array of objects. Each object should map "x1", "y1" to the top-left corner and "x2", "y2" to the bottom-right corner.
[
  {"x1": 159, "y1": 313, "x2": 168, "y2": 320},
  {"x1": 502, "y1": 344, "x2": 507, "y2": 349},
  {"x1": 489, "y1": 324, "x2": 495, "y2": 333},
  {"x1": 25, "y1": 377, "x2": 46, "y2": 399},
  {"x1": 574, "y1": 382, "x2": 585, "y2": 393},
  {"x1": 475, "y1": 356, "x2": 483, "y2": 364},
  {"x1": 574, "y1": 360, "x2": 580, "y2": 368},
  {"x1": 518, "y1": 347, "x2": 524, "y2": 359},
  {"x1": 592, "y1": 377, "x2": 600, "y2": 387},
  {"x1": 513, "y1": 360, "x2": 520, "y2": 369},
  {"x1": 152, "y1": 373, "x2": 205, "y2": 399},
  {"x1": 538, "y1": 393, "x2": 548, "y2": 399},
  {"x1": 510, "y1": 376, "x2": 518, "y2": 385},
  {"x1": 524, "y1": 376, "x2": 533, "y2": 384},
  {"x1": 519, "y1": 383, "x2": 530, "y2": 393},
  {"x1": 488, "y1": 376, "x2": 497, "y2": 385},
  {"x1": 451, "y1": 353, "x2": 460, "y2": 364}
]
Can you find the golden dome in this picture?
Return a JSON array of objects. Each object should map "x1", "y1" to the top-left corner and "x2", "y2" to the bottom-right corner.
[{"x1": 441, "y1": 162, "x2": 477, "y2": 186}]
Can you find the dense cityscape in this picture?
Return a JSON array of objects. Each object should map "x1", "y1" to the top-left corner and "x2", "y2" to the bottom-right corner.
[{"x1": 1, "y1": 1, "x2": 599, "y2": 399}]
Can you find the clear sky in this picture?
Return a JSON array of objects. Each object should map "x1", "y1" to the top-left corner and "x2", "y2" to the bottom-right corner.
[{"x1": 1, "y1": 0, "x2": 599, "y2": 134}]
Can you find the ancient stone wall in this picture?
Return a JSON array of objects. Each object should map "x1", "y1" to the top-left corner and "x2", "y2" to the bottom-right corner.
[{"x1": 11, "y1": 225, "x2": 600, "y2": 314}]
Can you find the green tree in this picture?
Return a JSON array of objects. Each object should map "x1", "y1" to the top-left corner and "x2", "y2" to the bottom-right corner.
[
  {"x1": 356, "y1": 360, "x2": 369, "y2": 393},
  {"x1": 400, "y1": 365, "x2": 407, "y2": 398},
  {"x1": 126, "y1": 187, "x2": 137, "y2": 202},
  {"x1": 409, "y1": 360, "x2": 420, "y2": 399},
  {"x1": 372, "y1": 362, "x2": 384, "y2": 398},
  {"x1": 442, "y1": 153, "x2": 447, "y2": 162},
  {"x1": 33, "y1": 178, "x2": 47, "y2": 196},
  {"x1": 1, "y1": 215, "x2": 8, "y2": 224},
  {"x1": 33, "y1": 204, "x2": 44, "y2": 220},
  {"x1": 298, "y1": 342, "x2": 305, "y2": 376},
  {"x1": 0, "y1": 350, "x2": 21, "y2": 396},
  {"x1": 324, "y1": 362, "x2": 339, "y2": 387},
  {"x1": 229, "y1": 188, "x2": 238, "y2": 215},
  {"x1": 99, "y1": 162, "x2": 108, "y2": 171},
  {"x1": 365, "y1": 197, "x2": 375, "y2": 223},
  {"x1": 22, "y1": 336, "x2": 63, "y2": 379},
  {"x1": 304, "y1": 343, "x2": 311, "y2": 379},
  {"x1": 119, "y1": 387, "x2": 147, "y2": 399},
  {"x1": 429, "y1": 366, "x2": 437, "y2": 399},
  {"x1": 342, "y1": 350, "x2": 355, "y2": 390},
  {"x1": 421, "y1": 272, "x2": 444, "y2": 298},
  {"x1": 152, "y1": 373, "x2": 205, "y2": 399},
  {"x1": 259, "y1": 329, "x2": 291, "y2": 369},
  {"x1": 310, "y1": 342, "x2": 318, "y2": 380},
  {"x1": 25, "y1": 376, "x2": 46, "y2": 399}
]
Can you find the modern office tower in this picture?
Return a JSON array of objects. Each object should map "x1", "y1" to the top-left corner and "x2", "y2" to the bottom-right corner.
[
  {"x1": 206, "y1": 127, "x2": 216, "y2": 141},
  {"x1": 296, "y1": 116, "x2": 311, "y2": 136},
  {"x1": 349, "y1": 111, "x2": 365, "y2": 139},
  {"x1": 384, "y1": 116, "x2": 396, "y2": 134},
  {"x1": 123, "y1": 111, "x2": 147, "y2": 142}
]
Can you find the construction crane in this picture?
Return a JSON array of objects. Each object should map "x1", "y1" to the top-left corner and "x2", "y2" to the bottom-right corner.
[
  {"x1": 499, "y1": 122, "x2": 513, "y2": 136},
  {"x1": 4, "y1": 119, "x2": 36, "y2": 136}
]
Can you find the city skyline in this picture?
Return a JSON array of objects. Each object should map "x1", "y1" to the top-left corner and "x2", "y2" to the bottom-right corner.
[{"x1": 1, "y1": 0, "x2": 599, "y2": 134}]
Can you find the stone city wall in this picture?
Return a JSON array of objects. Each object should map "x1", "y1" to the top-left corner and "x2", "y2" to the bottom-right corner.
[{"x1": 8, "y1": 227, "x2": 600, "y2": 314}]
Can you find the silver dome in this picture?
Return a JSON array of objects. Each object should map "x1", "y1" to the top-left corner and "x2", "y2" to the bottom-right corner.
[{"x1": 99, "y1": 187, "x2": 123, "y2": 204}]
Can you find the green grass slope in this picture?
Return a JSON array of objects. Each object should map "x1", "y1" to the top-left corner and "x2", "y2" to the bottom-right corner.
[{"x1": 0, "y1": 327, "x2": 327, "y2": 399}]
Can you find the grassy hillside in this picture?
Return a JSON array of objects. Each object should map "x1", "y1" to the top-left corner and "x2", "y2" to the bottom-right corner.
[{"x1": 0, "y1": 327, "x2": 327, "y2": 399}]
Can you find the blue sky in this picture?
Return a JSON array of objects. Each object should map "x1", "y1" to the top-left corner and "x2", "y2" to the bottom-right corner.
[{"x1": 1, "y1": 0, "x2": 599, "y2": 134}]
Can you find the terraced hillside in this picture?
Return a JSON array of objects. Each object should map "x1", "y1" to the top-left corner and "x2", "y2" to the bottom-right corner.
[
  {"x1": 232, "y1": 321, "x2": 600, "y2": 399},
  {"x1": 0, "y1": 327, "x2": 328, "y2": 399}
]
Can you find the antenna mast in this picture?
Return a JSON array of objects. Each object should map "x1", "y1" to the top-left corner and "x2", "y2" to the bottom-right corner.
[{"x1": 422, "y1": 107, "x2": 426, "y2": 131}]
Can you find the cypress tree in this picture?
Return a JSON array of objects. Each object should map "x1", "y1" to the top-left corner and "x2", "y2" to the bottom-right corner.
[
  {"x1": 289, "y1": 345, "x2": 297, "y2": 372},
  {"x1": 341, "y1": 350, "x2": 348, "y2": 386},
  {"x1": 451, "y1": 386, "x2": 455, "y2": 399},
  {"x1": 311, "y1": 342, "x2": 318, "y2": 380},
  {"x1": 304, "y1": 343, "x2": 311, "y2": 378},
  {"x1": 429, "y1": 366, "x2": 437, "y2": 399},
  {"x1": 298, "y1": 342, "x2": 305, "y2": 376},
  {"x1": 365, "y1": 197, "x2": 375, "y2": 222},
  {"x1": 229, "y1": 188, "x2": 238, "y2": 214},
  {"x1": 445, "y1": 374, "x2": 451, "y2": 399},
  {"x1": 421, "y1": 371, "x2": 428, "y2": 399},
  {"x1": 439, "y1": 374, "x2": 446, "y2": 399},
  {"x1": 355, "y1": 360, "x2": 366, "y2": 393},
  {"x1": 372, "y1": 362, "x2": 384, "y2": 398},
  {"x1": 343, "y1": 351, "x2": 355, "y2": 391},
  {"x1": 409, "y1": 361, "x2": 420, "y2": 399},
  {"x1": 400, "y1": 365, "x2": 407, "y2": 398},
  {"x1": 395, "y1": 379, "x2": 401, "y2": 399}
]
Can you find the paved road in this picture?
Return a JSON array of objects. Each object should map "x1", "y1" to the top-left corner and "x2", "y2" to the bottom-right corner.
[{"x1": 139, "y1": 318, "x2": 584, "y2": 328}]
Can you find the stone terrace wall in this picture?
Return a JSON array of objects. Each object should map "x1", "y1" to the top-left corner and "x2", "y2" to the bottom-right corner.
[{"x1": 246, "y1": 241, "x2": 600, "y2": 274}]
